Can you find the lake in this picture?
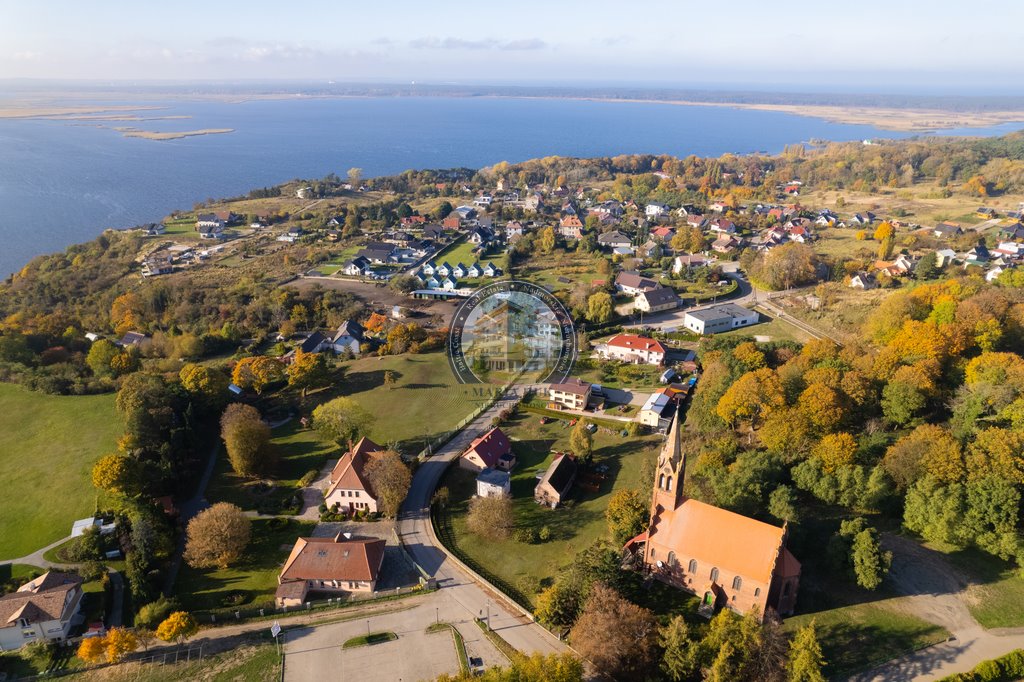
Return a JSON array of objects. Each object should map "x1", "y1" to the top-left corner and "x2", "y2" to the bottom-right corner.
[{"x1": 0, "y1": 96, "x2": 1021, "y2": 277}]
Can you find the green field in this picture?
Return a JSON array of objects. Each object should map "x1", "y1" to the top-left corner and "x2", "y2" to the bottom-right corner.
[
  {"x1": 334, "y1": 351, "x2": 481, "y2": 451},
  {"x1": 176, "y1": 518, "x2": 315, "y2": 612},
  {"x1": 433, "y1": 240, "x2": 493, "y2": 270},
  {"x1": 785, "y1": 601, "x2": 949, "y2": 677},
  {"x1": 438, "y1": 411, "x2": 661, "y2": 608},
  {"x1": 517, "y1": 249, "x2": 609, "y2": 292},
  {"x1": 0, "y1": 384, "x2": 121, "y2": 559}
]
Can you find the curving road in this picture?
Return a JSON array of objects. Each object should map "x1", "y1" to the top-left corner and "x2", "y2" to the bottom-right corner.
[{"x1": 395, "y1": 391, "x2": 568, "y2": 657}]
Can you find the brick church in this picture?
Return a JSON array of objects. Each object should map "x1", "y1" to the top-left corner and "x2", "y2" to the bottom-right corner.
[{"x1": 629, "y1": 415, "x2": 801, "y2": 620}]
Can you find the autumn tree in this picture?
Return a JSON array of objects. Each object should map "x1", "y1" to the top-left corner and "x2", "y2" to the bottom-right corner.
[
  {"x1": 716, "y1": 368, "x2": 785, "y2": 428},
  {"x1": 539, "y1": 226, "x2": 556, "y2": 253},
  {"x1": 104, "y1": 627, "x2": 138, "y2": 663},
  {"x1": 466, "y1": 493, "x2": 514, "y2": 540},
  {"x1": 882, "y1": 424, "x2": 963, "y2": 488},
  {"x1": 312, "y1": 397, "x2": 375, "y2": 447},
  {"x1": 750, "y1": 242, "x2": 817, "y2": 290},
  {"x1": 759, "y1": 408, "x2": 814, "y2": 462},
  {"x1": 788, "y1": 621, "x2": 827, "y2": 682},
  {"x1": 569, "y1": 420, "x2": 593, "y2": 459},
  {"x1": 179, "y1": 363, "x2": 229, "y2": 409},
  {"x1": 364, "y1": 450, "x2": 412, "y2": 517},
  {"x1": 110, "y1": 292, "x2": 145, "y2": 335},
  {"x1": 220, "y1": 403, "x2": 273, "y2": 476},
  {"x1": 570, "y1": 582, "x2": 659, "y2": 679},
  {"x1": 286, "y1": 349, "x2": 331, "y2": 395},
  {"x1": 605, "y1": 488, "x2": 647, "y2": 545},
  {"x1": 231, "y1": 355, "x2": 285, "y2": 394},
  {"x1": 77, "y1": 636, "x2": 106, "y2": 664},
  {"x1": 183, "y1": 503, "x2": 251, "y2": 569},
  {"x1": 811, "y1": 433, "x2": 858, "y2": 473},
  {"x1": 733, "y1": 341, "x2": 766, "y2": 370},
  {"x1": 364, "y1": 312, "x2": 389, "y2": 334},
  {"x1": 873, "y1": 221, "x2": 894, "y2": 242},
  {"x1": 798, "y1": 383, "x2": 846, "y2": 433},
  {"x1": 966, "y1": 427, "x2": 1024, "y2": 484},
  {"x1": 91, "y1": 453, "x2": 140, "y2": 496},
  {"x1": 586, "y1": 292, "x2": 613, "y2": 324},
  {"x1": 156, "y1": 611, "x2": 199, "y2": 644}
]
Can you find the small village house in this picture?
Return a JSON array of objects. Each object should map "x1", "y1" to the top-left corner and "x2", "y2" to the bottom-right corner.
[
  {"x1": 635, "y1": 288, "x2": 682, "y2": 314},
  {"x1": 614, "y1": 271, "x2": 661, "y2": 296},
  {"x1": 460, "y1": 427, "x2": 512, "y2": 472},
  {"x1": 597, "y1": 334, "x2": 667, "y2": 365},
  {"x1": 275, "y1": 534, "x2": 386, "y2": 606},
  {"x1": 547, "y1": 378, "x2": 592, "y2": 411},
  {"x1": 323, "y1": 437, "x2": 384, "y2": 513},
  {"x1": 0, "y1": 572, "x2": 84, "y2": 651},
  {"x1": 534, "y1": 453, "x2": 578, "y2": 508}
]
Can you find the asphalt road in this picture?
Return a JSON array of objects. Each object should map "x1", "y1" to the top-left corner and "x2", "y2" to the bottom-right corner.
[{"x1": 395, "y1": 392, "x2": 567, "y2": 658}]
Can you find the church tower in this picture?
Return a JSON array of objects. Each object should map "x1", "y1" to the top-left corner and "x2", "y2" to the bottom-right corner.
[{"x1": 652, "y1": 413, "x2": 685, "y2": 514}]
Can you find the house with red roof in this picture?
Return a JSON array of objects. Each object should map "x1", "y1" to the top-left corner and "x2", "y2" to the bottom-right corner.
[
  {"x1": 275, "y1": 534, "x2": 386, "y2": 606},
  {"x1": 630, "y1": 417, "x2": 800, "y2": 620},
  {"x1": 460, "y1": 427, "x2": 513, "y2": 472},
  {"x1": 558, "y1": 215, "x2": 585, "y2": 240},
  {"x1": 598, "y1": 334, "x2": 667, "y2": 365},
  {"x1": 323, "y1": 437, "x2": 385, "y2": 513}
]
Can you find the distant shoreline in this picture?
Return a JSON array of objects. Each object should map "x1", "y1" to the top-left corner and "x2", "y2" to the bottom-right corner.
[
  {"x1": 116, "y1": 127, "x2": 234, "y2": 140},
  {"x1": 2, "y1": 94, "x2": 1024, "y2": 133}
]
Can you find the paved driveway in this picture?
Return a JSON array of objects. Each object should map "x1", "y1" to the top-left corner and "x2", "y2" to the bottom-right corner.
[{"x1": 284, "y1": 594, "x2": 505, "y2": 682}]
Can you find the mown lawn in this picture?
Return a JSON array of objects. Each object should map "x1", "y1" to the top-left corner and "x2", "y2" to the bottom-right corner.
[
  {"x1": 433, "y1": 240, "x2": 494, "y2": 270},
  {"x1": 944, "y1": 548, "x2": 1024, "y2": 629},
  {"x1": 518, "y1": 249, "x2": 609, "y2": 293},
  {"x1": 719, "y1": 312, "x2": 812, "y2": 343},
  {"x1": 332, "y1": 351, "x2": 481, "y2": 451},
  {"x1": 440, "y1": 411, "x2": 661, "y2": 608},
  {"x1": 176, "y1": 518, "x2": 315, "y2": 612},
  {"x1": 0, "y1": 384, "x2": 122, "y2": 559},
  {"x1": 206, "y1": 420, "x2": 340, "y2": 512},
  {"x1": 785, "y1": 601, "x2": 949, "y2": 677}
]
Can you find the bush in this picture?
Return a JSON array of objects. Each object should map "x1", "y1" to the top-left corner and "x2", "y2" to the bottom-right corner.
[
  {"x1": 79, "y1": 561, "x2": 107, "y2": 582},
  {"x1": 297, "y1": 468, "x2": 320, "y2": 488},
  {"x1": 135, "y1": 596, "x2": 178, "y2": 629},
  {"x1": 539, "y1": 525, "x2": 552, "y2": 542},
  {"x1": 513, "y1": 528, "x2": 538, "y2": 544}
]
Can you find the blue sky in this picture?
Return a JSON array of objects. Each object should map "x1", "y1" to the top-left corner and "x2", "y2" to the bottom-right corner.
[{"x1": 1, "y1": 0, "x2": 1021, "y2": 92}]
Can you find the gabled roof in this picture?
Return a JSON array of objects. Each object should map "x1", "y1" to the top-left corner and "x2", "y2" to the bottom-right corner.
[
  {"x1": 538, "y1": 454, "x2": 577, "y2": 495},
  {"x1": 654, "y1": 498, "x2": 793, "y2": 585},
  {"x1": 300, "y1": 332, "x2": 329, "y2": 353},
  {"x1": 279, "y1": 535, "x2": 386, "y2": 583},
  {"x1": 607, "y1": 334, "x2": 667, "y2": 354},
  {"x1": 325, "y1": 437, "x2": 383, "y2": 498},
  {"x1": 638, "y1": 288, "x2": 681, "y2": 308},
  {"x1": 549, "y1": 377, "x2": 591, "y2": 396},
  {"x1": 615, "y1": 271, "x2": 660, "y2": 291},
  {"x1": 333, "y1": 320, "x2": 364, "y2": 343},
  {"x1": 0, "y1": 572, "x2": 82, "y2": 628},
  {"x1": 463, "y1": 428, "x2": 512, "y2": 469}
]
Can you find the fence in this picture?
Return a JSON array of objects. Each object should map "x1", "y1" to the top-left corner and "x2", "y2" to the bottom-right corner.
[{"x1": 193, "y1": 584, "x2": 428, "y2": 626}]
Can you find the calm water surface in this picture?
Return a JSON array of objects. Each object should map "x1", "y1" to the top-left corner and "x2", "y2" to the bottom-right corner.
[{"x1": 0, "y1": 96, "x2": 1020, "y2": 277}]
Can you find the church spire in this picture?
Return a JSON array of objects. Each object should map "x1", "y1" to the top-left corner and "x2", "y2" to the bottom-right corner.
[{"x1": 652, "y1": 412, "x2": 685, "y2": 512}]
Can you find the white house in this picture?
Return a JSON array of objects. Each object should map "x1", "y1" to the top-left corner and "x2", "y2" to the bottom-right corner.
[
  {"x1": 442, "y1": 276, "x2": 459, "y2": 290},
  {"x1": 331, "y1": 320, "x2": 364, "y2": 356},
  {"x1": 645, "y1": 202, "x2": 670, "y2": 218},
  {"x1": 0, "y1": 573, "x2": 83, "y2": 651},
  {"x1": 452, "y1": 263, "x2": 467, "y2": 278},
  {"x1": 639, "y1": 392, "x2": 671, "y2": 427},
  {"x1": 467, "y1": 262, "x2": 482, "y2": 278},
  {"x1": 421, "y1": 261, "x2": 437, "y2": 276},
  {"x1": 436, "y1": 262, "x2": 452, "y2": 277},
  {"x1": 598, "y1": 334, "x2": 667, "y2": 365},
  {"x1": 683, "y1": 303, "x2": 759, "y2": 334},
  {"x1": 476, "y1": 469, "x2": 512, "y2": 498},
  {"x1": 483, "y1": 262, "x2": 502, "y2": 277},
  {"x1": 635, "y1": 288, "x2": 682, "y2": 314}
]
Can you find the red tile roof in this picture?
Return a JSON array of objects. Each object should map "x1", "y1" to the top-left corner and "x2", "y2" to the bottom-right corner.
[
  {"x1": 607, "y1": 334, "x2": 666, "y2": 354},
  {"x1": 325, "y1": 437, "x2": 383, "y2": 498},
  {"x1": 279, "y1": 535, "x2": 386, "y2": 583},
  {"x1": 463, "y1": 427, "x2": 512, "y2": 469}
]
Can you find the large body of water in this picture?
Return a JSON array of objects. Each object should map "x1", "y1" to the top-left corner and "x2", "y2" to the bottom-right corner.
[{"x1": 0, "y1": 96, "x2": 1021, "y2": 277}]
